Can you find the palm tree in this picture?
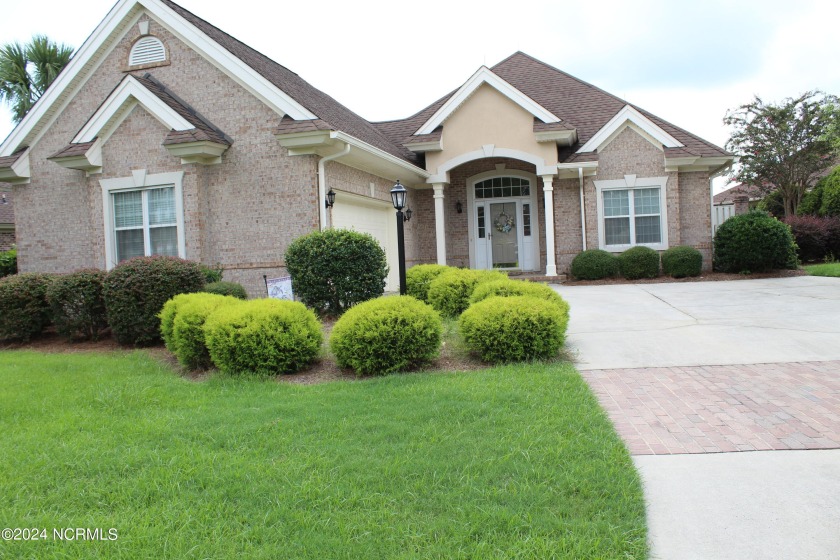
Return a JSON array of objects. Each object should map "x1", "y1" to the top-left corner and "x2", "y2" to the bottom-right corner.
[{"x1": 0, "y1": 35, "x2": 73, "y2": 124}]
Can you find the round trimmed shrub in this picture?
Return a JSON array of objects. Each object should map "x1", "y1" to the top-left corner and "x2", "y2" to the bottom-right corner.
[
  {"x1": 330, "y1": 295, "x2": 442, "y2": 376},
  {"x1": 0, "y1": 273, "x2": 53, "y2": 342},
  {"x1": 459, "y1": 296, "x2": 568, "y2": 363},
  {"x1": 171, "y1": 293, "x2": 241, "y2": 370},
  {"x1": 46, "y1": 269, "x2": 108, "y2": 341},
  {"x1": 713, "y1": 211, "x2": 798, "y2": 273},
  {"x1": 285, "y1": 228, "x2": 387, "y2": 316},
  {"x1": 661, "y1": 246, "x2": 703, "y2": 278},
  {"x1": 104, "y1": 256, "x2": 205, "y2": 347},
  {"x1": 159, "y1": 293, "x2": 195, "y2": 352},
  {"x1": 618, "y1": 246, "x2": 660, "y2": 280},
  {"x1": 204, "y1": 298, "x2": 321, "y2": 375},
  {"x1": 406, "y1": 264, "x2": 451, "y2": 303},
  {"x1": 427, "y1": 268, "x2": 506, "y2": 317},
  {"x1": 203, "y1": 281, "x2": 248, "y2": 300},
  {"x1": 470, "y1": 278, "x2": 570, "y2": 315},
  {"x1": 570, "y1": 249, "x2": 619, "y2": 280}
]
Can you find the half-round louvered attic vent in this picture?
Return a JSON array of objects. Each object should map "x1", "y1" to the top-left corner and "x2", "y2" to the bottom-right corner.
[{"x1": 129, "y1": 36, "x2": 166, "y2": 66}]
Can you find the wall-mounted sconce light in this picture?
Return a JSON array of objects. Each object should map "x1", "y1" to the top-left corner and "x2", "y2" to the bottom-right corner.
[
  {"x1": 456, "y1": 201, "x2": 462, "y2": 214},
  {"x1": 325, "y1": 188, "x2": 336, "y2": 208},
  {"x1": 1, "y1": 193, "x2": 7, "y2": 205},
  {"x1": 404, "y1": 208, "x2": 413, "y2": 222}
]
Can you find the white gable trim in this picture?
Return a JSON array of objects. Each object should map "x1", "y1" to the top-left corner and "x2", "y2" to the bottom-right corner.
[
  {"x1": 577, "y1": 105, "x2": 683, "y2": 153},
  {"x1": 415, "y1": 66, "x2": 561, "y2": 136},
  {"x1": 0, "y1": 0, "x2": 316, "y2": 157},
  {"x1": 74, "y1": 75, "x2": 192, "y2": 143}
]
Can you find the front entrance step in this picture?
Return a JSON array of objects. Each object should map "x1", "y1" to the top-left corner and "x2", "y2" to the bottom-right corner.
[{"x1": 506, "y1": 272, "x2": 567, "y2": 283}]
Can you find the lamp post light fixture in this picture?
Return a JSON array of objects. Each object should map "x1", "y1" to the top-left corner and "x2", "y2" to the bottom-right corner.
[
  {"x1": 325, "y1": 188, "x2": 336, "y2": 208},
  {"x1": 390, "y1": 180, "x2": 408, "y2": 295}
]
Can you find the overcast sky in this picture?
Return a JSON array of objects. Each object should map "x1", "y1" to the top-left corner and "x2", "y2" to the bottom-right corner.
[{"x1": 1, "y1": 0, "x2": 838, "y2": 191}]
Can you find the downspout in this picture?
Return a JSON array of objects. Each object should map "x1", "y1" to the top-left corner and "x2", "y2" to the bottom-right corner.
[
  {"x1": 317, "y1": 143, "x2": 351, "y2": 230},
  {"x1": 578, "y1": 167, "x2": 587, "y2": 251}
]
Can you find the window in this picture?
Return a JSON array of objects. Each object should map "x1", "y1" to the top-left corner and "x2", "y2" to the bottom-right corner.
[
  {"x1": 474, "y1": 176, "x2": 530, "y2": 199},
  {"x1": 101, "y1": 171, "x2": 185, "y2": 268},
  {"x1": 522, "y1": 203, "x2": 531, "y2": 237},
  {"x1": 595, "y1": 176, "x2": 668, "y2": 251},
  {"x1": 128, "y1": 36, "x2": 166, "y2": 66},
  {"x1": 113, "y1": 187, "x2": 178, "y2": 262}
]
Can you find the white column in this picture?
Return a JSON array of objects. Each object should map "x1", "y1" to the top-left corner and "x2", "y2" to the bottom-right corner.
[
  {"x1": 432, "y1": 183, "x2": 447, "y2": 265},
  {"x1": 541, "y1": 175, "x2": 558, "y2": 277}
]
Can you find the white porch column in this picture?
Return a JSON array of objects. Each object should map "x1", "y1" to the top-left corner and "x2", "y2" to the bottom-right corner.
[
  {"x1": 432, "y1": 183, "x2": 447, "y2": 265},
  {"x1": 541, "y1": 175, "x2": 558, "y2": 277}
]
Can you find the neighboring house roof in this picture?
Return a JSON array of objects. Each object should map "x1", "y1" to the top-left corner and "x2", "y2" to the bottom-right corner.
[{"x1": 713, "y1": 183, "x2": 764, "y2": 205}]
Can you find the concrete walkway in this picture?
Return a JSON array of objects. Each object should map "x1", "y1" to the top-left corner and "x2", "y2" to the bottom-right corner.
[{"x1": 554, "y1": 277, "x2": 840, "y2": 560}]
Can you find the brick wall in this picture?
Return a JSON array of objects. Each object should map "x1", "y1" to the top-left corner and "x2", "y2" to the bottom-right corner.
[
  {"x1": 14, "y1": 14, "x2": 320, "y2": 297},
  {"x1": 0, "y1": 230, "x2": 14, "y2": 251}
]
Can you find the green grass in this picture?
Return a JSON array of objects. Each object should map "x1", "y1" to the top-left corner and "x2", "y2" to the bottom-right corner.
[
  {"x1": 0, "y1": 351, "x2": 647, "y2": 559},
  {"x1": 805, "y1": 262, "x2": 840, "y2": 277}
]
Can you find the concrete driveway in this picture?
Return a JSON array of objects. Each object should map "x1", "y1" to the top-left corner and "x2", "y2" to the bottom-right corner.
[{"x1": 554, "y1": 276, "x2": 840, "y2": 560}]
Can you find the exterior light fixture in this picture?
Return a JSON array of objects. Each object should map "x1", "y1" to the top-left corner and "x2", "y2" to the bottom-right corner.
[
  {"x1": 390, "y1": 180, "x2": 408, "y2": 295},
  {"x1": 456, "y1": 200, "x2": 463, "y2": 213},
  {"x1": 325, "y1": 188, "x2": 336, "y2": 208},
  {"x1": 404, "y1": 208, "x2": 413, "y2": 222},
  {"x1": 0, "y1": 193, "x2": 7, "y2": 205}
]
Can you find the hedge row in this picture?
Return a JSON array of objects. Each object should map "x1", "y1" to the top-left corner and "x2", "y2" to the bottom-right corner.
[
  {"x1": 0, "y1": 256, "x2": 248, "y2": 344},
  {"x1": 570, "y1": 246, "x2": 703, "y2": 280}
]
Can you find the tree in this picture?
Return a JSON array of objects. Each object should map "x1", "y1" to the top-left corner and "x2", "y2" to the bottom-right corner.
[
  {"x1": 724, "y1": 91, "x2": 840, "y2": 217},
  {"x1": 0, "y1": 35, "x2": 73, "y2": 124}
]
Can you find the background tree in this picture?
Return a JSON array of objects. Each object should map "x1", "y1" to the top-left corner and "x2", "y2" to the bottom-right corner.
[
  {"x1": 724, "y1": 91, "x2": 840, "y2": 217},
  {"x1": 0, "y1": 35, "x2": 73, "y2": 124}
]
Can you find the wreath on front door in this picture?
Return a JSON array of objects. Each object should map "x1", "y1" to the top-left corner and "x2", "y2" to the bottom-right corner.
[{"x1": 494, "y1": 211, "x2": 515, "y2": 234}]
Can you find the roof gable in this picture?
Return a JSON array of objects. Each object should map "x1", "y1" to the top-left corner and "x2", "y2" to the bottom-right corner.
[
  {"x1": 414, "y1": 66, "x2": 560, "y2": 136},
  {"x1": 577, "y1": 104, "x2": 683, "y2": 153}
]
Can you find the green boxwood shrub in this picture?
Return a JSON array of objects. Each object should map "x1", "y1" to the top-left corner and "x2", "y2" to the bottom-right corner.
[
  {"x1": 661, "y1": 246, "x2": 703, "y2": 278},
  {"x1": 460, "y1": 296, "x2": 569, "y2": 364},
  {"x1": 0, "y1": 247, "x2": 17, "y2": 278},
  {"x1": 0, "y1": 273, "x2": 53, "y2": 342},
  {"x1": 570, "y1": 249, "x2": 619, "y2": 280},
  {"x1": 618, "y1": 246, "x2": 661, "y2": 279},
  {"x1": 203, "y1": 281, "x2": 248, "y2": 300},
  {"x1": 330, "y1": 295, "x2": 442, "y2": 376},
  {"x1": 469, "y1": 278, "x2": 570, "y2": 315},
  {"x1": 104, "y1": 256, "x2": 205, "y2": 347},
  {"x1": 406, "y1": 264, "x2": 451, "y2": 303},
  {"x1": 713, "y1": 211, "x2": 798, "y2": 273},
  {"x1": 46, "y1": 269, "x2": 108, "y2": 341},
  {"x1": 427, "y1": 268, "x2": 505, "y2": 317},
  {"x1": 285, "y1": 228, "x2": 387, "y2": 316},
  {"x1": 171, "y1": 293, "x2": 241, "y2": 370},
  {"x1": 204, "y1": 299, "x2": 321, "y2": 375}
]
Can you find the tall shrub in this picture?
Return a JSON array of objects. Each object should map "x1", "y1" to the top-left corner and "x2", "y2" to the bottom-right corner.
[
  {"x1": 46, "y1": 269, "x2": 108, "y2": 341},
  {"x1": 104, "y1": 256, "x2": 205, "y2": 346},
  {"x1": 285, "y1": 228, "x2": 387, "y2": 315},
  {"x1": 713, "y1": 211, "x2": 798, "y2": 273},
  {"x1": 784, "y1": 215, "x2": 840, "y2": 262},
  {"x1": 0, "y1": 273, "x2": 53, "y2": 341},
  {"x1": 820, "y1": 168, "x2": 840, "y2": 217}
]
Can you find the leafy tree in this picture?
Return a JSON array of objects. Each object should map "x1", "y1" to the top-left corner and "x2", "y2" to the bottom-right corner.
[
  {"x1": 724, "y1": 91, "x2": 840, "y2": 217},
  {"x1": 0, "y1": 35, "x2": 73, "y2": 124}
]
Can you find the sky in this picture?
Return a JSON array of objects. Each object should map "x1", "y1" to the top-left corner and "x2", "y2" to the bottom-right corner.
[{"x1": 1, "y1": 0, "x2": 838, "y2": 192}]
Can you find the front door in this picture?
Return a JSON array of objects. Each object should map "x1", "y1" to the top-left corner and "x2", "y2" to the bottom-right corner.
[{"x1": 475, "y1": 200, "x2": 522, "y2": 270}]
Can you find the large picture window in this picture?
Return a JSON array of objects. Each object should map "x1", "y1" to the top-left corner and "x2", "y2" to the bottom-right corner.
[
  {"x1": 101, "y1": 171, "x2": 185, "y2": 268},
  {"x1": 595, "y1": 176, "x2": 668, "y2": 251}
]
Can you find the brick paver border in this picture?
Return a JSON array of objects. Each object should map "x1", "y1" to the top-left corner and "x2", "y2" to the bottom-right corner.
[{"x1": 582, "y1": 361, "x2": 840, "y2": 455}]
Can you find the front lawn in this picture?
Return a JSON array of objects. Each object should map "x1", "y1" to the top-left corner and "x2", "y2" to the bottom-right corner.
[
  {"x1": 0, "y1": 351, "x2": 646, "y2": 559},
  {"x1": 805, "y1": 262, "x2": 840, "y2": 277}
]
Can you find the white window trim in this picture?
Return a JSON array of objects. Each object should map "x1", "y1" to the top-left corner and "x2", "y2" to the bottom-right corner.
[
  {"x1": 594, "y1": 175, "x2": 669, "y2": 252},
  {"x1": 100, "y1": 170, "x2": 186, "y2": 269}
]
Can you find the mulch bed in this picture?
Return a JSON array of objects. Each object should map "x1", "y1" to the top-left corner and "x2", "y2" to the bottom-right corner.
[{"x1": 561, "y1": 268, "x2": 806, "y2": 286}]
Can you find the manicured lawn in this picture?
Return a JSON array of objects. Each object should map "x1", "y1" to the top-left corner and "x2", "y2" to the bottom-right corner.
[
  {"x1": 805, "y1": 262, "x2": 840, "y2": 277},
  {"x1": 0, "y1": 351, "x2": 647, "y2": 559}
]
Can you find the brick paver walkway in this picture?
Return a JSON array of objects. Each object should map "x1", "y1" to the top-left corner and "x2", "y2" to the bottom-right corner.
[{"x1": 582, "y1": 361, "x2": 840, "y2": 455}]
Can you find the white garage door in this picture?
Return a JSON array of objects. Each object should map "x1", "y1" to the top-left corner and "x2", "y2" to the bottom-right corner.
[{"x1": 331, "y1": 192, "x2": 399, "y2": 292}]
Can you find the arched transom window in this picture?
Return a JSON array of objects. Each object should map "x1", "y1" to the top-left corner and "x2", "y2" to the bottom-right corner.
[{"x1": 474, "y1": 176, "x2": 530, "y2": 199}]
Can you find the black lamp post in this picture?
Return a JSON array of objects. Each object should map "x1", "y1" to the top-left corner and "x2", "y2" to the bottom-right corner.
[{"x1": 390, "y1": 180, "x2": 408, "y2": 295}]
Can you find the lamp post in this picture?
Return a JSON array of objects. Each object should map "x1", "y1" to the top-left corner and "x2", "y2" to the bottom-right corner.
[{"x1": 390, "y1": 180, "x2": 407, "y2": 295}]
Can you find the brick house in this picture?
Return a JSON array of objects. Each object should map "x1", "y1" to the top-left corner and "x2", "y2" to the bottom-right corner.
[
  {"x1": 0, "y1": 0, "x2": 732, "y2": 295},
  {"x1": 0, "y1": 190, "x2": 12, "y2": 251}
]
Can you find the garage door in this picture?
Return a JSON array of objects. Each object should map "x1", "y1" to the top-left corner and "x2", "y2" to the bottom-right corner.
[{"x1": 331, "y1": 192, "x2": 399, "y2": 292}]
